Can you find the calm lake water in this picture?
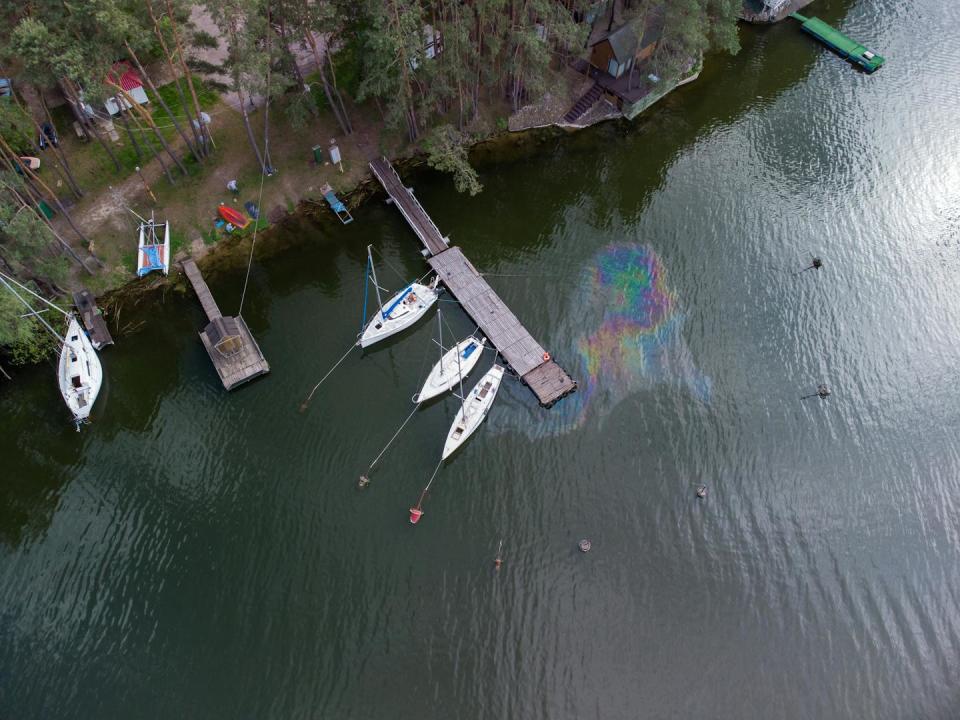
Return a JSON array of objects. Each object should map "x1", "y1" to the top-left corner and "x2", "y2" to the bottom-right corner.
[{"x1": 4, "y1": 1, "x2": 960, "y2": 717}]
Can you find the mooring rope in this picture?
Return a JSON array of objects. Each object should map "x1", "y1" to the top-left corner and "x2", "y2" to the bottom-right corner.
[
  {"x1": 413, "y1": 458, "x2": 445, "y2": 510},
  {"x1": 236, "y1": 165, "x2": 267, "y2": 318},
  {"x1": 361, "y1": 402, "x2": 422, "y2": 483},
  {"x1": 298, "y1": 340, "x2": 357, "y2": 412}
]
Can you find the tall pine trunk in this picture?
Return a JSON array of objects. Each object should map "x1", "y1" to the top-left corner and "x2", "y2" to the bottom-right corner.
[
  {"x1": 163, "y1": 0, "x2": 213, "y2": 152},
  {"x1": 304, "y1": 32, "x2": 351, "y2": 136},
  {"x1": 13, "y1": 91, "x2": 83, "y2": 198},
  {"x1": 125, "y1": 41, "x2": 202, "y2": 164},
  {"x1": 60, "y1": 79, "x2": 123, "y2": 172}
]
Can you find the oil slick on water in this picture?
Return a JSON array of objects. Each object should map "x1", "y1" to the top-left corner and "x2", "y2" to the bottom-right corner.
[{"x1": 501, "y1": 243, "x2": 710, "y2": 435}]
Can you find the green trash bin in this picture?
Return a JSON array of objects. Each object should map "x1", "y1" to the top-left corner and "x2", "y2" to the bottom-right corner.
[
  {"x1": 38, "y1": 200, "x2": 54, "y2": 219},
  {"x1": 312, "y1": 145, "x2": 323, "y2": 164}
]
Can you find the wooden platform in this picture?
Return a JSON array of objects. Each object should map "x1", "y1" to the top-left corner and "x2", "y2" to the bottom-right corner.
[
  {"x1": 428, "y1": 249, "x2": 577, "y2": 406},
  {"x1": 181, "y1": 259, "x2": 269, "y2": 391},
  {"x1": 369, "y1": 157, "x2": 448, "y2": 256},
  {"x1": 182, "y1": 259, "x2": 222, "y2": 321},
  {"x1": 72, "y1": 288, "x2": 113, "y2": 349}
]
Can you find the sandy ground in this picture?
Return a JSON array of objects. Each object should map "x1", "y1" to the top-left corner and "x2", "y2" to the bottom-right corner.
[{"x1": 189, "y1": 5, "x2": 326, "y2": 112}]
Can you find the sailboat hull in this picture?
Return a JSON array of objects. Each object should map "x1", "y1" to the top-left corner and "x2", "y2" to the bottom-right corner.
[
  {"x1": 415, "y1": 337, "x2": 485, "y2": 403},
  {"x1": 442, "y1": 365, "x2": 504, "y2": 460},
  {"x1": 58, "y1": 317, "x2": 102, "y2": 422},
  {"x1": 360, "y1": 282, "x2": 438, "y2": 348}
]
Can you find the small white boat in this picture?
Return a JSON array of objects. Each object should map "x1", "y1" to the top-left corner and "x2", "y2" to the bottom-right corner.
[
  {"x1": 442, "y1": 364, "x2": 504, "y2": 460},
  {"x1": 58, "y1": 316, "x2": 102, "y2": 423},
  {"x1": 358, "y1": 245, "x2": 438, "y2": 348},
  {"x1": 415, "y1": 336, "x2": 485, "y2": 403},
  {"x1": 136, "y1": 216, "x2": 170, "y2": 277}
]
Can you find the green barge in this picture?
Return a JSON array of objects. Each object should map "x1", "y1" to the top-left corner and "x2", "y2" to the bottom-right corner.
[{"x1": 791, "y1": 13, "x2": 885, "y2": 73}]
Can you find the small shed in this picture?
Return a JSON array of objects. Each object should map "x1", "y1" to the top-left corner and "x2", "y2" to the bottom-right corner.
[
  {"x1": 104, "y1": 61, "x2": 149, "y2": 115},
  {"x1": 204, "y1": 316, "x2": 244, "y2": 357}
]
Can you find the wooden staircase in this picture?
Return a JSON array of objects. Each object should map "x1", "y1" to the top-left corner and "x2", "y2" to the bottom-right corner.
[{"x1": 563, "y1": 83, "x2": 603, "y2": 123}]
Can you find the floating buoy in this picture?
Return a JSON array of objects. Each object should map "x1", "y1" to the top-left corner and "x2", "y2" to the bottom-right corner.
[
  {"x1": 409, "y1": 506, "x2": 424, "y2": 524},
  {"x1": 696, "y1": 485, "x2": 707, "y2": 499},
  {"x1": 802, "y1": 383, "x2": 832, "y2": 400},
  {"x1": 358, "y1": 475, "x2": 370, "y2": 489},
  {"x1": 578, "y1": 539, "x2": 592, "y2": 553},
  {"x1": 543, "y1": 352, "x2": 551, "y2": 362}
]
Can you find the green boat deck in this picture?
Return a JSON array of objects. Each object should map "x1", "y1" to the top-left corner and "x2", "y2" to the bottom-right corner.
[{"x1": 792, "y1": 13, "x2": 885, "y2": 73}]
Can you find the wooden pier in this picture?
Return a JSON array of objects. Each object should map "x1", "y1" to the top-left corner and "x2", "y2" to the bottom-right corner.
[
  {"x1": 72, "y1": 288, "x2": 113, "y2": 350},
  {"x1": 181, "y1": 259, "x2": 269, "y2": 390},
  {"x1": 369, "y1": 157, "x2": 577, "y2": 407}
]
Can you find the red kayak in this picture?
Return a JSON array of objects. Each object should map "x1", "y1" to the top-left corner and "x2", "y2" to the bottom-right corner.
[{"x1": 218, "y1": 204, "x2": 250, "y2": 229}]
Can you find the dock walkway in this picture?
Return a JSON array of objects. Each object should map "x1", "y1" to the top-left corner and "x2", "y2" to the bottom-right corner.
[
  {"x1": 370, "y1": 158, "x2": 448, "y2": 256},
  {"x1": 370, "y1": 157, "x2": 576, "y2": 407},
  {"x1": 182, "y1": 259, "x2": 269, "y2": 390},
  {"x1": 72, "y1": 288, "x2": 113, "y2": 350}
]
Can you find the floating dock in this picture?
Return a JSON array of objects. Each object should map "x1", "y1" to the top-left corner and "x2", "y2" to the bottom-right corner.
[
  {"x1": 72, "y1": 288, "x2": 113, "y2": 350},
  {"x1": 792, "y1": 13, "x2": 885, "y2": 72},
  {"x1": 369, "y1": 157, "x2": 577, "y2": 407},
  {"x1": 181, "y1": 259, "x2": 269, "y2": 390}
]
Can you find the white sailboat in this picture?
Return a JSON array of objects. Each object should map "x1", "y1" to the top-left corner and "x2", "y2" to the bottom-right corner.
[
  {"x1": 136, "y1": 214, "x2": 170, "y2": 277},
  {"x1": 359, "y1": 245, "x2": 438, "y2": 348},
  {"x1": 0, "y1": 271, "x2": 103, "y2": 426},
  {"x1": 58, "y1": 315, "x2": 103, "y2": 422},
  {"x1": 414, "y1": 307, "x2": 486, "y2": 403},
  {"x1": 442, "y1": 364, "x2": 504, "y2": 460},
  {"x1": 416, "y1": 336, "x2": 485, "y2": 403}
]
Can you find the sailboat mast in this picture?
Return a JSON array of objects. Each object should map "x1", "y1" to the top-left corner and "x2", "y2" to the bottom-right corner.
[
  {"x1": 437, "y1": 306, "x2": 443, "y2": 373},
  {"x1": 367, "y1": 245, "x2": 385, "y2": 317},
  {"x1": 455, "y1": 339, "x2": 466, "y2": 419},
  {"x1": 0, "y1": 270, "x2": 69, "y2": 316},
  {"x1": 0, "y1": 275, "x2": 66, "y2": 343}
]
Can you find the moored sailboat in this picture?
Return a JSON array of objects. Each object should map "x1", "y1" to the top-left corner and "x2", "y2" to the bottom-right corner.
[
  {"x1": 58, "y1": 315, "x2": 103, "y2": 423},
  {"x1": 359, "y1": 245, "x2": 438, "y2": 348},
  {"x1": 442, "y1": 364, "x2": 504, "y2": 460},
  {"x1": 0, "y1": 271, "x2": 104, "y2": 426}
]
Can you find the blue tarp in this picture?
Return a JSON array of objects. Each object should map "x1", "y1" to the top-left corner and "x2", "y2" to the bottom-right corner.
[
  {"x1": 461, "y1": 342, "x2": 478, "y2": 359},
  {"x1": 138, "y1": 245, "x2": 163, "y2": 277},
  {"x1": 381, "y1": 286, "x2": 413, "y2": 319}
]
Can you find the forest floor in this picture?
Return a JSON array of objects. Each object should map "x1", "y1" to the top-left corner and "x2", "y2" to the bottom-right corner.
[
  {"x1": 41, "y1": 62, "x2": 536, "y2": 299},
  {"x1": 51, "y1": 89, "x2": 406, "y2": 295},
  {"x1": 41, "y1": 59, "x2": 603, "y2": 299}
]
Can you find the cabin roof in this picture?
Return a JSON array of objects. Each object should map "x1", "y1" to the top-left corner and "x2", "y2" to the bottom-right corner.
[
  {"x1": 106, "y1": 61, "x2": 143, "y2": 92},
  {"x1": 600, "y1": 25, "x2": 638, "y2": 63}
]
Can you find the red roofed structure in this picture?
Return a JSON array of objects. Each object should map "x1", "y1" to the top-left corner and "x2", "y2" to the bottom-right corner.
[{"x1": 104, "y1": 61, "x2": 149, "y2": 115}]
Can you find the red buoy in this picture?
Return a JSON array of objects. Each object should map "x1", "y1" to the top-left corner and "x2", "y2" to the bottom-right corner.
[{"x1": 409, "y1": 507, "x2": 424, "y2": 524}]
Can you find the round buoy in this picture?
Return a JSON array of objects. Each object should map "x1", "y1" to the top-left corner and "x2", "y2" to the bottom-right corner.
[
  {"x1": 543, "y1": 352, "x2": 551, "y2": 362},
  {"x1": 817, "y1": 384, "x2": 831, "y2": 399},
  {"x1": 578, "y1": 539, "x2": 592, "y2": 553},
  {"x1": 409, "y1": 507, "x2": 424, "y2": 525},
  {"x1": 696, "y1": 485, "x2": 707, "y2": 499},
  {"x1": 358, "y1": 475, "x2": 370, "y2": 489}
]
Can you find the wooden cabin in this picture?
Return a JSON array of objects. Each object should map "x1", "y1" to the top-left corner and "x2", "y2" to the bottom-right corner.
[{"x1": 588, "y1": 17, "x2": 662, "y2": 79}]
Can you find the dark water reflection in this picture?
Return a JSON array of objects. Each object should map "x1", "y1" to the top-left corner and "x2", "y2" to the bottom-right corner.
[{"x1": 4, "y1": 1, "x2": 960, "y2": 717}]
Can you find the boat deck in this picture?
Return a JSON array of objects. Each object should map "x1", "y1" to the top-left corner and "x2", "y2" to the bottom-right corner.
[
  {"x1": 182, "y1": 259, "x2": 269, "y2": 390},
  {"x1": 370, "y1": 156, "x2": 577, "y2": 407},
  {"x1": 72, "y1": 288, "x2": 113, "y2": 349},
  {"x1": 792, "y1": 13, "x2": 885, "y2": 72}
]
